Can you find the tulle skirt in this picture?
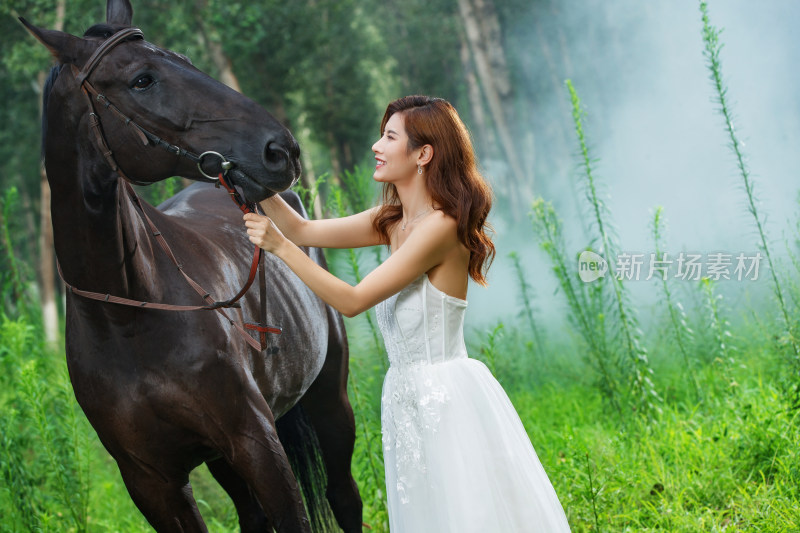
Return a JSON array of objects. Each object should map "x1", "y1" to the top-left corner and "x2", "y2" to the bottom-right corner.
[{"x1": 380, "y1": 356, "x2": 571, "y2": 532}]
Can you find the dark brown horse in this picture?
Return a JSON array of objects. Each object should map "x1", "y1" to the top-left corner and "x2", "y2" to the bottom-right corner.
[{"x1": 21, "y1": 0, "x2": 361, "y2": 531}]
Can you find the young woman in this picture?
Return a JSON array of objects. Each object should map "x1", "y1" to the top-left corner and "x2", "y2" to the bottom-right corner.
[{"x1": 244, "y1": 95, "x2": 570, "y2": 532}]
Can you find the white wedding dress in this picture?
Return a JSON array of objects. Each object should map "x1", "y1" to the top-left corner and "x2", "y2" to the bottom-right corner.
[{"x1": 376, "y1": 274, "x2": 571, "y2": 532}]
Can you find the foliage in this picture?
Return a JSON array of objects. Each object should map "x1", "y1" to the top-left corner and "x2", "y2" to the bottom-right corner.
[
  {"x1": 699, "y1": 1, "x2": 799, "y2": 376},
  {"x1": 323, "y1": 174, "x2": 390, "y2": 530},
  {"x1": 530, "y1": 197, "x2": 622, "y2": 417},
  {"x1": 478, "y1": 322, "x2": 504, "y2": 378},
  {"x1": 508, "y1": 250, "x2": 544, "y2": 354},
  {"x1": 0, "y1": 187, "x2": 33, "y2": 315},
  {"x1": 650, "y1": 206, "x2": 700, "y2": 401},
  {"x1": 0, "y1": 314, "x2": 92, "y2": 533},
  {"x1": 565, "y1": 79, "x2": 661, "y2": 418},
  {"x1": 135, "y1": 176, "x2": 183, "y2": 207},
  {"x1": 293, "y1": 172, "x2": 327, "y2": 220}
]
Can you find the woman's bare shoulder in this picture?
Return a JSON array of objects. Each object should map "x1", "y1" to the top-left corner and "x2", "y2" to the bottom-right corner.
[{"x1": 425, "y1": 209, "x2": 459, "y2": 236}]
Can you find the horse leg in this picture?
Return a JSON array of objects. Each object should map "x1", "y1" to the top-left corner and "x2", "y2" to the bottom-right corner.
[
  {"x1": 218, "y1": 391, "x2": 311, "y2": 533},
  {"x1": 116, "y1": 459, "x2": 208, "y2": 533},
  {"x1": 206, "y1": 457, "x2": 273, "y2": 532},
  {"x1": 299, "y1": 311, "x2": 363, "y2": 533}
]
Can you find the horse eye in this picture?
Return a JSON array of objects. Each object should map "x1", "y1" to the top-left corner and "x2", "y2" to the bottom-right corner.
[{"x1": 132, "y1": 75, "x2": 154, "y2": 90}]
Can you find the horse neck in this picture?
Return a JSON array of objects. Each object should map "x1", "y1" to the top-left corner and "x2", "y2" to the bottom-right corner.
[
  {"x1": 44, "y1": 74, "x2": 188, "y2": 300},
  {"x1": 47, "y1": 142, "x2": 153, "y2": 296}
]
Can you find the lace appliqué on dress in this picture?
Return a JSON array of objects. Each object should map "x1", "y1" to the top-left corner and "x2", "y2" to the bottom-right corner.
[
  {"x1": 381, "y1": 366, "x2": 449, "y2": 504},
  {"x1": 376, "y1": 280, "x2": 452, "y2": 505}
]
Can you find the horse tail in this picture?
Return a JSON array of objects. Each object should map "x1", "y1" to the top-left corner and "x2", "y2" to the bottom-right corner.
[{"x1": 276, "y1": 404, "x2": 338, "y2": 532}]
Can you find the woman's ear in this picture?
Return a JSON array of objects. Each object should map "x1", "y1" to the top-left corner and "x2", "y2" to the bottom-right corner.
[{"x1": 418, "y1": 144, "x2": 434, "y2": 167}]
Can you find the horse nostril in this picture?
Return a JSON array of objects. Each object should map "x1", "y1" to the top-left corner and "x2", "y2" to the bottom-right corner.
[{"x1": 262, "y1": 141, "x2": 289, "y2": 171}]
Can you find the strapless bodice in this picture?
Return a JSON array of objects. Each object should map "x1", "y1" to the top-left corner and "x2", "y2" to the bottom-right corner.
[{"x1": 375, "y1": 274, "x2": 468, "y2": 368}]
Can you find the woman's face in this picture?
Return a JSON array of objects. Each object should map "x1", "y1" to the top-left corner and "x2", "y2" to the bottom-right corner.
[{"x1": 372, "y1": 113, "x2": 419, "y2": 184}]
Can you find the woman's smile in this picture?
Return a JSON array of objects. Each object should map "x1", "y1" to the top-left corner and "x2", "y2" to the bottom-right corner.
[{"x1": 372, "y1": 113, "x2": 418, "y2": 182}]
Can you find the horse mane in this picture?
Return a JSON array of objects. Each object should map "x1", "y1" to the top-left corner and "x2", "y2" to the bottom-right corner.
[{"x1": 41, "y1": 64, "x2": 63, "y2": 163}]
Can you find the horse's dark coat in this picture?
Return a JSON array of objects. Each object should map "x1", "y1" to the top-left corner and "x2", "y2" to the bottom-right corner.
[{"x1": 24, "y1": 0, "x2": 362, "y2": 531}]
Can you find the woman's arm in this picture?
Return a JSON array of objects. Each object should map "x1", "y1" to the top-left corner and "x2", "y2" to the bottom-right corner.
[
  {"x1": 244, "y1": 210, "x2": 459, "y2": 317},
  {"x1": 257, "y1": 195, "x2": 382, "y2": 249}
]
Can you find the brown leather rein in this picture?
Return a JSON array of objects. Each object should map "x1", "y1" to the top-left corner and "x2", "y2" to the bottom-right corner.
[{"x1": 58, "y1": 27, "x2": 281, "y2": 352}]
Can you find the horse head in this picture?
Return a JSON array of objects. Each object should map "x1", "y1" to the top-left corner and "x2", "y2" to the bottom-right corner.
[{"x1": 21, "y1": 0, "x2": 300, "y2": 202}]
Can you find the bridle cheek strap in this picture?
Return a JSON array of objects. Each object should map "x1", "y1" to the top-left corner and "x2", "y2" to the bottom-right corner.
[
  {"x1": 59, "y1": 29, "x2": 281, "y2": 351},
  {"x1": 71, "y1": 28, "x2": 202, "y2": 184}
]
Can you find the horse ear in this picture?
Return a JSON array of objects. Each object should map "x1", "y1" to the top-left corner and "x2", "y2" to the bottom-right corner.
[
  {"x1": 19, "y1": 18, "x2": 94, "y2": 67},
  {"x1": 107, "y1": 0, "x2": 133, "y2": 26}
]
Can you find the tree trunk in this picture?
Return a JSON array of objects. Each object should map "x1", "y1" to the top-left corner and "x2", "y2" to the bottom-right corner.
[
  {"x1": 326, "y1": 130, "x2": 343, "y2": 186},
  {"x1": 39, "y1": 157, "x2": 58, "y2": 345},
  {"x1": 193, "y1": 9, "x2": 242, "y2": 93},
  {"x1": 38, "y1": 0, "x2": 66, "y2": 346},
  {"x1": 472, "y1": 0, "x2": 511, "y2": 98},
  {"x1": 460, "y1": 30, "x2": 494, "y2": 161},
  {"x1": 207, "y1": 38, "x2": 241, "y2": 92},
  {"x1": 299, "y1": 145, "x2": 323, "y2": 220},
  {"x1": 457, "y1": 0, "x2": 528, "y2": 211}
]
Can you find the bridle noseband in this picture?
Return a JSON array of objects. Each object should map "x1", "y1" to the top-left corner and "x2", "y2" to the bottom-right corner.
[{"x1": 59, "y1": 27, "x2": 281, "y2": 352}]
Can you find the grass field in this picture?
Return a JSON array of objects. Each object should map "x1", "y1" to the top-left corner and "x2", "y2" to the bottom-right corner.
[{"x1": 2, "y1": 285, "x2": 800, "y2": 532}]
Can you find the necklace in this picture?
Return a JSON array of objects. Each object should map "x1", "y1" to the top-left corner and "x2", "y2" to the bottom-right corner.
[{"x1": 401, "y1": 207, "x2": 433, "y2": 231}]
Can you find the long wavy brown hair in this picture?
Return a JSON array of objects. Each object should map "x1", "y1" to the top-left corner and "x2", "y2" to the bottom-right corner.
[{"x1": 372, "y1": 95, "x2": 495, "y2": 285}]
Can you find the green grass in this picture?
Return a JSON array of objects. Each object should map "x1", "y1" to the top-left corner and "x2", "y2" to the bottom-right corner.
[
  {"x1": 476, "y1": 319, "x2": 800, "y2": 533},
  {"x1": 1, "y1": 235, "x2": 799, "y2": 533}
]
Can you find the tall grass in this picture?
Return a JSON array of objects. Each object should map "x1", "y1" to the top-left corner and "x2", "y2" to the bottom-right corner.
[
  {"x1": 293, "y1": 172, "x2": 327, "y2": 220},
  {"x1": 566, "y1": 79, "x2": 661, "y2": 418},
  {"x1": 0, "y1": 313, "x2": 92, "y2": 533},
  {"x1": 0, "y1": 187, "x2": 33, "y2": 316},
  {"x1": 19, "y1": 359, "x2": 90, "y2": 532},
  {"x1": 699, "y1": 1, "x2": 800, "y2": 383},
  {"x1": 0, "y1": 318, "x2": 44, "y2": 533},
  {"x1": 785, "y1": 193, "x2": 800, "y2": 338},
  {"x1": 582, "y1": 452, "x2": 602, "y2": 533},
  {"x1": 700, "y1": 277, "x2": 731, "y2": 365},
  {"x1": 530, "y1": 198, "x2": 622, "y2": 417},
  {"x1": 651, "y1": 207, "x2": 700, "y2": 400},
  {"x1": 508, "y1": 251, "x2": 544, "y2": 354},
  {"x1": 479, "y1": 322, "x2": 504, "y2": 378},
  {"x1": 319, "y1": 167, "x2": 390, "y2": 531},
  {"x1": 2, "y1": 173, "x2": 800, "y2": 531}
]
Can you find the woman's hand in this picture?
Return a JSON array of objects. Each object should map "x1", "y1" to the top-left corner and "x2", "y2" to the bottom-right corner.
[{"x1": 244, "y1": 212, "x2": 288, "y2": 254}]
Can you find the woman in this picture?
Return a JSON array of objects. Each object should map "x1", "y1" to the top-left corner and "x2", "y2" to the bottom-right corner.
[{"x1": 244, "y1": 95, "x2": 570, "y2": 532}]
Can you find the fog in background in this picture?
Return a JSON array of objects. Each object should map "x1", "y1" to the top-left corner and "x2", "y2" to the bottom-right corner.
[{"x1": 467, "y1": 0, "x2": 800, "y2": 334}]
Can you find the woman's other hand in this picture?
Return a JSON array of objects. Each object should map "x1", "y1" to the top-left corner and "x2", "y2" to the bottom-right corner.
[{"x1": 244, "y1": 213, "x2": 287, "y2": 254}]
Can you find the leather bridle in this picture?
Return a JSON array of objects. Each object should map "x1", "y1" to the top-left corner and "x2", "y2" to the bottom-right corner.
[{"x1": 58, "y1": 27, "x2": 281, "y2": 352}]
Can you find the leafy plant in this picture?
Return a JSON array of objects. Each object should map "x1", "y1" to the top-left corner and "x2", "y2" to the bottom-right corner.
[
  {"x1": 651, "y1": 206, "x2": 700, "y2": 401},
  {"x1": 293, "y1": 172, "x2": 328, "y2": 219},
  {"x1": 566, "y1": 79, "x2": 661, "y2": 417},
  {"x1": 508, "y1": 251, "x2": 543, "y2": 354},
  {"x1": 530, "y1": 198, "x2": 622, "y2": 417},
  {"x1": 479, "y1": 322, "x2": 504, "y2": 378},
  {"x1": 0, "y1": 187, "x2": 33, "y2": 316},
  {"x1": 699, "y1": 1, "x2": 800, "y2": 385}
]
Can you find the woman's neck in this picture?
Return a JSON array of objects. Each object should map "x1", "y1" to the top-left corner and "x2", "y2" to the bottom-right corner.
[{"x1": 395, "y1": 176, "x2": 434, "y2": 219}]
